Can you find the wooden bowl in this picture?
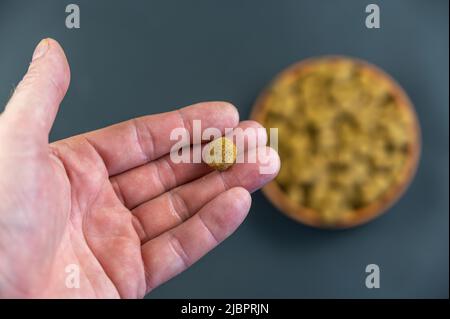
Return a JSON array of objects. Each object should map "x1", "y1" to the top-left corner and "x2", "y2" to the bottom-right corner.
[{"x1": 251, "y1": 56, "x2": 421, "y2": 229}]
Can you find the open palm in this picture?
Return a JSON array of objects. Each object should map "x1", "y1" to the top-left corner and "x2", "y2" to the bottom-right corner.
[{"x1": 0, "y1": 39, "x2": 279, "y2": 298}]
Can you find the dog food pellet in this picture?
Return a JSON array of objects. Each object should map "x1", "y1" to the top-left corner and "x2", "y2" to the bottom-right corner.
[{"x1": 204, "y1": 137, "x2": 237, "y2": 171}]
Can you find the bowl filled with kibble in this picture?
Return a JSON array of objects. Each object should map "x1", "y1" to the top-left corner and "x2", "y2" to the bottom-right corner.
[{"x1": 251, "y1": 56, "x2": 421, "y2": 228}]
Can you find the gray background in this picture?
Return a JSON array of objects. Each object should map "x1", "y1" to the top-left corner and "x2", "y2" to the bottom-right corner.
[{"x1": 0, "y1": 0, "x2": 448, "y2": 298}]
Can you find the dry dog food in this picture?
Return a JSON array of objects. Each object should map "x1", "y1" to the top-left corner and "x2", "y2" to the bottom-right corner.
[
  {"x1": 252, "y1": 57, "x2": 420, "y2": 227},
  {"x1": 204, "y1": 137, "x2": 237, "y2": 171}
]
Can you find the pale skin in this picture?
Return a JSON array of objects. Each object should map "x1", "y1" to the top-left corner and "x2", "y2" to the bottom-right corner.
[{"x1": 0, "y1": 39, "x2": 280, "y2": 298}]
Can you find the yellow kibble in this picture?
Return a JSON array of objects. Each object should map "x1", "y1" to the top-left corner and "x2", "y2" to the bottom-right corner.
[
  {"x1": 260, "y1": 58, "x2": 416, "y2": 225},
  {"x1": 203, "y1": 137, "x2": 237, "y2": 171}
]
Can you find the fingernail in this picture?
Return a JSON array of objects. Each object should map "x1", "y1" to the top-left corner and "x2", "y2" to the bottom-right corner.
[{"x1": 32, "y1": 39, "x2": 49, "y2": 61}]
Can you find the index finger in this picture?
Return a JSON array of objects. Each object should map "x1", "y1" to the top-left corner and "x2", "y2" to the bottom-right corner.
[{"x1": 60, "y1": 102, "x2": 239, "y2": 176}]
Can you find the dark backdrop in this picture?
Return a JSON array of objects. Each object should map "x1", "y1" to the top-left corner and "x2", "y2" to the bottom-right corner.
[{"x1": 0, "y1": 0, "x2": 448, "y2": 298}]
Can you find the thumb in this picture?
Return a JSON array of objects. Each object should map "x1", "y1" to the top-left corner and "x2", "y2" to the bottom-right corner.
[{"x1": 3, "y1": 38, "x2": 71, "y2": 142}]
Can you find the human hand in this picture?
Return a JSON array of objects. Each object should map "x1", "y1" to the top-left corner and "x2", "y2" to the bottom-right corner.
[{"x1": 0, "y1": 39, "x2": 279, "y2": 298}]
